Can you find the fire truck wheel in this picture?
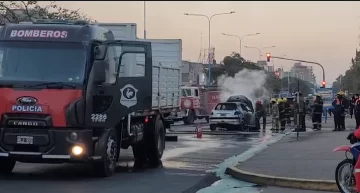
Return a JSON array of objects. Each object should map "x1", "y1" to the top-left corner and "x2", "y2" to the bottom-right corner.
[
  {"x1": 146, "y1": 115, "x2": 165, "y2": 167},
  {"x1": 0, "y1": 158, "x2": 15, "y2": 174},
  {"x1": 93, "y1": 128, "x2": 118, "y2": 177},
  {"x1": 210, "y1": 124, "x2": 217, "y2": 131},
  {"x1": 184, "y1": 110, "x2": 195, "y2": 125}
]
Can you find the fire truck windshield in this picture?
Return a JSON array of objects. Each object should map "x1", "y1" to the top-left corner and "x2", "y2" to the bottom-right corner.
[{"x1": 0, "y1": 41, "x2": 86, "y2": 84}]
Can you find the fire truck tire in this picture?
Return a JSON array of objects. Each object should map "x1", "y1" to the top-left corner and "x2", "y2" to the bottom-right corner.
[
  {"x1": 184, "y1": 110, "x2": 195, "y2": 125},
  {"x1": 210, "y1": 124, "x2": 217, "y2": 131},
  {"x1": 93, "y1": 128, "x2": 118, "y2": 177},
  {"x1": 0, "y1": 158, "x2": 15, "y2": 174},
  {"x1": 146, "y1": 115, "x2": 165, "y2": 167}
]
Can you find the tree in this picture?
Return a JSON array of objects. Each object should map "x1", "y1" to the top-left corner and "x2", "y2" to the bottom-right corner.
[
  {"x1": 332, "y1": 50, "x2": 360, "y2": 94},
  {"x1": 205, "y1": 52, "x2": 282, "y2": 96},
  {"x1": 0, "y1": 1, "x2": 92, "y2": 24},
  {"x1": 207, "y1": 52, "x2": 261, "y2": 83},
  {"x1": 280, "y1": 77, "x2": 313, "y2": 95}
]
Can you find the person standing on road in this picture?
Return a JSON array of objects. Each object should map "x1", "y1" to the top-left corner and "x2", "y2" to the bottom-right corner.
[
  {"x1": 350, "y1": 95, "x2": 356, "y2": 119},
  {"x1": 332, "y1": 91, "x2": 346, "y2": 131},
  {"x1": 278, "y1": 98, "x2": 286, "y2": 133},
  {"x1": 294, "y1": 92, "x2": 306, "y2": 132},
  {"x1": 354, "y1": 94, "x2": 360, "y2": 129},
  {"x1": 270, "y1": 98, "x2": 279, "y2": 132},
  {"x1": 311, "y1": 94, "x2": 323, "y2": 131},
  {"x1": 283, "y1": 98, "x2": 291, "y2": 125},
  {"x1": 255, "y1": 100, "x2": 266, "y2": 131}
]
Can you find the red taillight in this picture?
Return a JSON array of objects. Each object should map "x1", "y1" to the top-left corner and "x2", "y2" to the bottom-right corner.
[{"x1": 144, "y1": 116, "x2": 149, "y2": 123}]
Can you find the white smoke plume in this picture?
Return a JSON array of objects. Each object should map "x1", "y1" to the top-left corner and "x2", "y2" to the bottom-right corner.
[{"x1": 217, "y1": 69, "x2": 270, "y2": 102}]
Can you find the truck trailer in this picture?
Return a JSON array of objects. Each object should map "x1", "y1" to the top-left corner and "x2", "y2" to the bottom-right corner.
[{"x1": 0, "y1": 19, "x2": 181, "y2": 177}]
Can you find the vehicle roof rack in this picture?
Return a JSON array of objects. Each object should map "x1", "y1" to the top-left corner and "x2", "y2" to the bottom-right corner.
[{"x1": 29, "y1": 19, "x2": 91, "y2": 25}]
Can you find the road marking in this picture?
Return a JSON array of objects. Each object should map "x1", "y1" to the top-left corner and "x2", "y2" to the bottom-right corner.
[
  {"x1": 196, "y1": 130, "x2": 291, "y2": 193},
  {"x1": 162, "y1": 140, "x2": 221, "y2": 161}
]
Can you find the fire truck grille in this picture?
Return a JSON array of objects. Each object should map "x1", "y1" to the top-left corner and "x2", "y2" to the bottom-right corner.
[{"x1": 3, "y1": 128, "x2": 49, "y2": 135}]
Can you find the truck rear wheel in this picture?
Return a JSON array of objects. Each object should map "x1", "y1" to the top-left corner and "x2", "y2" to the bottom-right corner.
[
  {"x1": 146, "y1": 115, "x2": 165, "y2": 167},
  {"x1": 133, "y1": 115, "x2": 165, "y2": 168},
  {"x1": 93, "y1": 128, "x2": 118, "y2": 177},
  {"x1": 184, "y1": 110, "x2": 195, "y2": 125},
  {"x1": 210, "y1": 124, "x2": 217, "y2": 131},
  {"x1": 0, "y1": 158, "x2": 15, "y2": 174}
]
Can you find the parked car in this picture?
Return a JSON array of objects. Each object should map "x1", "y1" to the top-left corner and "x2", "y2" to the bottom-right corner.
[
  {"x1": 226, "y1": 95, "x2": 254, "y2": 112},
  {"x1": 209, "y1": 102, "x2": 258, "y2": 131}
]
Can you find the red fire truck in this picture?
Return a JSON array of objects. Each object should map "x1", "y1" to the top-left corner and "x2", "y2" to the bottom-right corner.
[{"x1": 171, "y1": 85, "x2": 221, "y2": 124}]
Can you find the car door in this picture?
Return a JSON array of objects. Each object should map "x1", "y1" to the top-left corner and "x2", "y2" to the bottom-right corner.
[
  {"x1": 85, "y1": 40, "x2": 153, "y2": 128},
  {"x1": 240, "y1": 103, "x2": 256, "y2": 127}
]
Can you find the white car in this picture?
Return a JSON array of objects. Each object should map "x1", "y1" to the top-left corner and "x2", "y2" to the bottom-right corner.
[{"x1": 209, "y1": 102, "x2": 258, "y2": 131}]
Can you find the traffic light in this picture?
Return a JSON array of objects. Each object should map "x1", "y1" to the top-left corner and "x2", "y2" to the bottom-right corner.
[
  {"x1": 321, "y1": 80, "x2": 326, "y2": 88},
  {"x1": 266, "y1": 53, "x2": 271, "y2": 62}
]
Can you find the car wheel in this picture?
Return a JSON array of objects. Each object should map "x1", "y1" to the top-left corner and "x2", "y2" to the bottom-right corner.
[
  {"x1": 210, "y1": 124, "x2": 217, "y2": 131},
  {"x1": 0, "y1": 158, "x2": 15, "y2": 174}
]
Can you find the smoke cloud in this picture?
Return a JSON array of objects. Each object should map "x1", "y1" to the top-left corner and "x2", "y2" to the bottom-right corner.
[{"x1": 217, "y1": 69, "x2": 270, "y2": 102}]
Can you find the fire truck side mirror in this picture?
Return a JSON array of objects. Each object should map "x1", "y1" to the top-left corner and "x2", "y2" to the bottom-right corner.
[
  {"x1": 94, "y1": 45, "x2": 106, "y2": 60},
  {"x1": 93, "y1": 60, "x2": 106, "y2": 84}
]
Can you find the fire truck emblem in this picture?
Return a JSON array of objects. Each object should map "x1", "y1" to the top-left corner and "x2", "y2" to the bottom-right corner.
[
  {"x1": 120, "y1": 84, "x2": 138, "y2": 108},
  {"x1": 183, "y1": 99, "x2": 192, "y2": 108}
]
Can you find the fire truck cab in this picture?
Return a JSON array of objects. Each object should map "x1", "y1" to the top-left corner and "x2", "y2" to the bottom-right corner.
[{"x1": 0, "y1": 19, "x2": 166, "y2": 177}]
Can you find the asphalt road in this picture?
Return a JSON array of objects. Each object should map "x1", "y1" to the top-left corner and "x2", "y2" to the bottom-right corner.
[
  {"x1": 259, "y1": 186, "x2": 329, "y2": 193},
  {"x1": 0, "y1": 116, "x2": 347, "y2": 193},
  {"x1": 0, "y1": 120, "x2": 277, "y2": 193}
]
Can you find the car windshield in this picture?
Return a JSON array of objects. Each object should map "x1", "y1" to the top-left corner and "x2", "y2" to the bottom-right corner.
[
  {"x1": 215, "y1": 103, "x2": 237, "y2": 110},
  {"x1": 0, "y1": 41, "x2": 86, "y2": 83}
]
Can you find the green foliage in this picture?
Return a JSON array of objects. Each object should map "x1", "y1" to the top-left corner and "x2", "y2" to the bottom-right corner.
[
  {"x1": 332, "y1": 51, "x2": 360, "y2": 93},
  {"x1": 280, "y1": 77, "x2": 313, "y2": 95},
  {"x1": 207, "y1": 52, "x2": 261, "y2": 82},
  {"x1": 0, "y1": 1, "x2": 92, "y2": 24},
  {"x1": 208, "y1": 52, "x2": 313, "y2": 96}
]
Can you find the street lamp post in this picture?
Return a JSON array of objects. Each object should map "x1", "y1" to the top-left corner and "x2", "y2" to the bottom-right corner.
[
  {"x1": 221, "y1": 33, "x2": 260, "y2": 57},
  {"x1": 143, "y1": 1, "x2": 146, "y2": 39},
  {"x1": 184, "y1": 11, "x2": 235, "y2": 86},
  {"x1": 244, "y1": 45, "x2": 276, "y2": 60}
]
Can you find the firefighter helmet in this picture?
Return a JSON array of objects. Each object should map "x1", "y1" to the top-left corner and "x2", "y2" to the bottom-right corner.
[{"x1": 337, "y1": 91, "x2": 345, "y2": 95}]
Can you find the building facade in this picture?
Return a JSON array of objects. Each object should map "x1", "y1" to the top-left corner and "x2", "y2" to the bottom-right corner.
[{"x1": 181, "y1": 60, "x2": 205, "y2": 86}]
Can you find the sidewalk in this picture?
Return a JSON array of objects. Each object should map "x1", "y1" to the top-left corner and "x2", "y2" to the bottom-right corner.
[{"x1": 225, "y1": 126, "x2": 354, "y2": 192}]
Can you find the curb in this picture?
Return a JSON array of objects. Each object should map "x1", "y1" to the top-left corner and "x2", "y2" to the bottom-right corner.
[
  {"x1": 167, "y1": 131, "x2": 263, "y2": 135},
  {"x1": 225, "y1": 166, "x2": 338, "y2": 192}
]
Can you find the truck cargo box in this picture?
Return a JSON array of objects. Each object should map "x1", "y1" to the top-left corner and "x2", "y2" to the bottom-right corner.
[
  {"x1": 136, "y1": 39, "x2": 181, "y2": 109},
  {"x1": 96, "y1": 23, "x2": 137, "y2": 40}
]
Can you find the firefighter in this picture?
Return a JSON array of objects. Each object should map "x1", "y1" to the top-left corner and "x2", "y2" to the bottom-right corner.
[
  {"x1": 354, "y1": 94, "x2": 360, "y2": 129},
  {"x1": 255, "y1": 100, "x2": 266, "y2": 131},
  {"x1": 283, "y1": 98, "x2": 291, "y2": 125},
  {"x1": 278, "y1": 98, "x2": 286, "y2": 133},
  {"x1": 311, "y1": 93, "x2": 323, "y2": 131},
  {"x1": 350, "y1": 95, "x2": 356, "y2": 119},
  {"x1": 294, "y1": 92, "x2": 306, "y2": 131},
  {"x1": 270, "y1": 98, "x2": 279, "y2": 132},
  {"x1": 332, "y1": 91, "x2": 346, "y2": 131}
]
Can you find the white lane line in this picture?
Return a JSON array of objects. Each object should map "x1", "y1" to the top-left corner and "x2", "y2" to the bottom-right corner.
[{"x1": 196, "y1": 131, "x2": 291, "y2": 193}]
